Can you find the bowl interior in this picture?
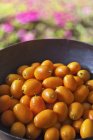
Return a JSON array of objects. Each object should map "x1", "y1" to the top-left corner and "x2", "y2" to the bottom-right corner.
[{"x1": 0, "y1": 39, "x2": 93, "y2": 140}]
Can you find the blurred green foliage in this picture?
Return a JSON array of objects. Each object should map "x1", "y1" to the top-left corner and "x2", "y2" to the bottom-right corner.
[{"x1": 0, "y1": 0, "x2": 93, "y2": 49}]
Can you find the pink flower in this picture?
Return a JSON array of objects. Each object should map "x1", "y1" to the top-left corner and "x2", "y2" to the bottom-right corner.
[
  {"x1": 54, "y1": 12, "x2": 75, "y2": 27},
  {"x1": 17, "y1": 29, "x2": 26, "y2": 37},
  {"x1": 64, "y1": 30, "x2": 72, "y2": 38},
  {"x1": 64, "y1": 3, "x2": 75, "y2": 11},
  {"x1": 16, "y1": 11, "x2": 40, "y2": 24},
  {"x1": 82, "y1": 7, "x2": 92, "y2": 15},
  {"x1": 17, "y1": 29, "x2": 35, "y2": 42},
  {"x1": 1, "y1": 23, "x2": 13, "y2": 33}
]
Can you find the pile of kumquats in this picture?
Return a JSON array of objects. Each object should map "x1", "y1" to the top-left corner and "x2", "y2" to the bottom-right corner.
[{"x1": 0, "y1": 60, "x2": 93, "y2": 140}]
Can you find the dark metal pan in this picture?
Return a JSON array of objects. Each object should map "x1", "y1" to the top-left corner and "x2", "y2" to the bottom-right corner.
[{"x1": 0, "y1": 39, "x2": 93, "y2": 140}]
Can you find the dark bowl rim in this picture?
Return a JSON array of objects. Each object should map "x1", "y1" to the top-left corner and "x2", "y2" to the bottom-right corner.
[
  {"x1": 0, "y1": 39, "x2": 93, "y2": 53},
  {"x1": 0, "y1": 128, "x2": 27, "y2": 140}
]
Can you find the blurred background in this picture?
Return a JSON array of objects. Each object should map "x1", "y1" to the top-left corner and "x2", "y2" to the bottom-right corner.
[{"x1": 0, "y1": 0, "x2": 93, "y2": 49}]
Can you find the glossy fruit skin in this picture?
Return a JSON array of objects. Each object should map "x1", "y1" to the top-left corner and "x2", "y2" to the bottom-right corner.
[
  {"x1": 6, "y1": 74, "x2": 24, "y2": 85},
  {"x1": 42, "y1": 88, "x2": 57, "y2": 103},
  {"x1": 10, "y1": 122, "x2": 26, "y2": 138},
  {"x1": 26, "y1": 122, "x2": 42, "y2": 139},
  {"x1": 31, "y1": 62, "x2": 40, "y2": 69},
  {"x1": 69, "y1": 102, "x2": 84, "y2": 120},
  {"x1": 0, "y1": 84, "x2": 10, "y2": 96},
  {"x1": 22, "y1": 66, "x2": 35, "y2": 79},
  {"x1": 88, "y1": 91, "x2": 93, "y2": 104},
  {"x1": 44, "y1": 127, "x2": 59, "y2": 140},
  {"x1": 80, "y1": 119, "x2": 93, "y2": 138},
  {"x1": 34, "y1": 109, "x2": 57, "y2": 128},
  {"x1": 34, "y1": 65, "x2": 52, "y2": 80},
  {"x1": 13, "y1": 103, "x2": 33, "y2": 124},
  {"x1": 53, "y1": 102, "x2": 68, "y2": 122},
  {"x1": 22, "y1": 79, "x2": 42, "y2": 96},
  {"x1": 74, "y1": 85, "x2": 89, "y2": 103},
  {"x1": 17, "y1": 65, "x2": 28, "y2": 75},
  {"x1": 55, "y1": 86, "x2": 74, "y2": 104},
  {"x1": 63, "y1": 74, "x2": 77, "y2": 91},
  {"x1": 67, "y1": 61, "x2": 81, "y2": 74},
  {"x1": 1, "y1": 60, "x2": 93, "y2": 140},
  {"x1": 60, "y1": 125, "x2": 76, "y2": 140},
  {"x1": 20, "y1": 95, "x2": 30, "y2": 107},
  {"x1": 10, "y1": 98, "x2": 19, "y2": 110},
  {"x1": 53, "y1": 63, "x2": 64, "y2": 69},
  {"x1": 43, "y1": 77, "x2": 63, "y2": 89},
  {"x1": 77, "y1": 70, "x2": 90, "y2": 82},
  {"x1": 55, "y1": 65, "x2": 70, "y2": 78},
  {"x1": 11, "y1": 80, "x2": 24, "y2": 99},
  {"x1": 86, "y1": 80, "x2": 93, "y2": 91},
  {"x1": 1, "y1": 110, "x2": 16, "y2": 127},
  {"x1": 72, "y1": 118, "x2": 83, "y2": 133},
  {"x1": 30, "y1": 96, "x2": 46, "y2": 115},
  {"x1": 0, "y1": 95, "x2": 12, "y2": 113},
  {"x1": 88, "y1": 110, "x2": 93, "y2": 120},
  {"x1": 41, "y1": 60, "x2": 54, "y2": 70},
  {"x1": 74, "y1": 76, "x2": 84, "y2": 87}
]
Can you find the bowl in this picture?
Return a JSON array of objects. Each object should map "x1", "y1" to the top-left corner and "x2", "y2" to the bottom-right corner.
[{"x1": 0, "y1": 39, "x2": 93, "y2": 140}]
